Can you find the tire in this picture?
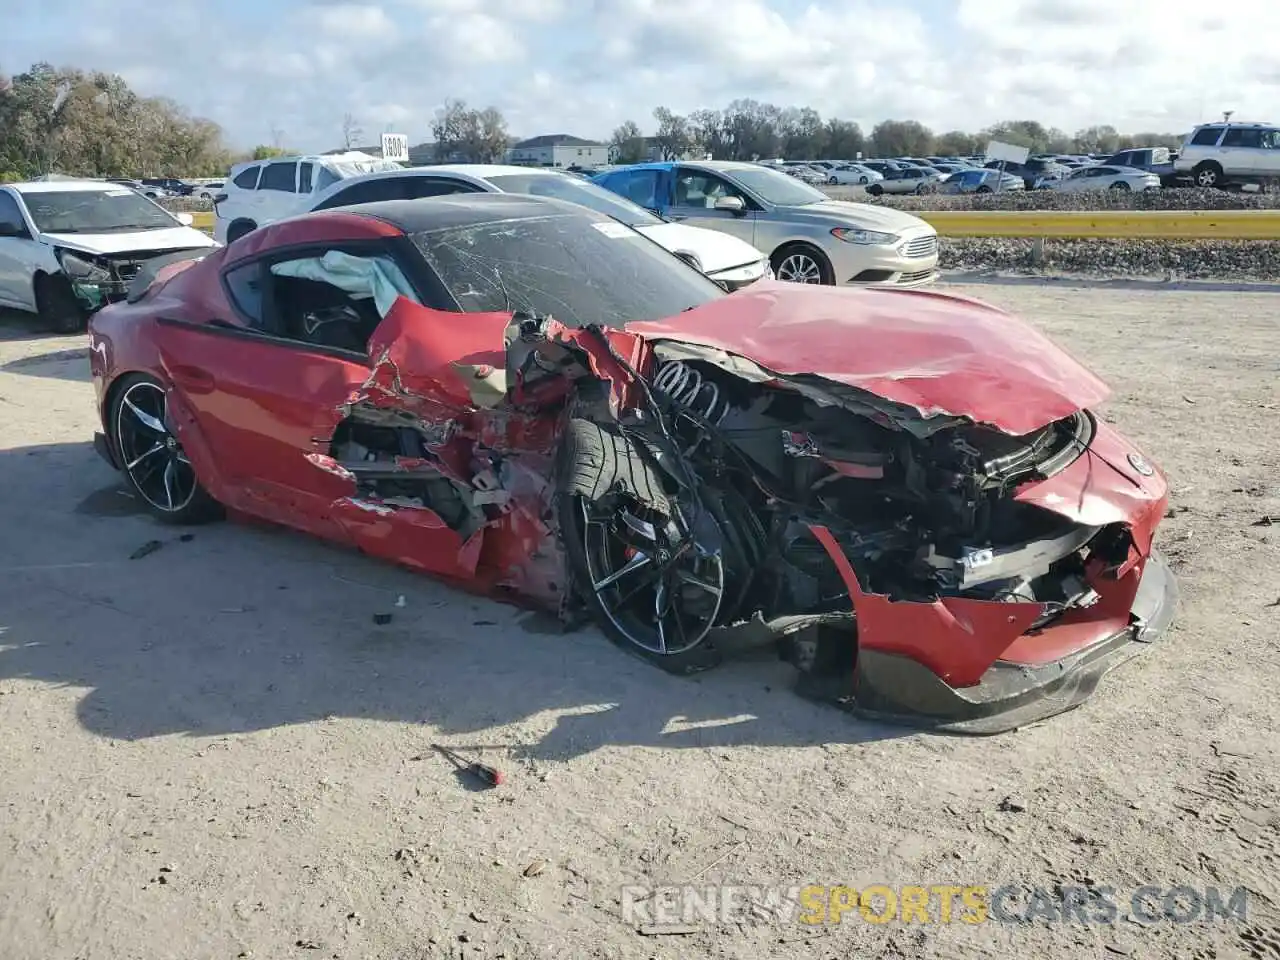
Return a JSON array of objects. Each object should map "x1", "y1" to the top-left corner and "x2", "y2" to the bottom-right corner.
[
  {"x1": 975, "y1": 185, "x2": 993, "y2": 193},
  {"x1": 108, "y1": 373, "x2": 223, "y2": 525},
  {"x1": 1110, "y1": 180, "x2": 1130, "y2": 191},
  {"x1": 827, "y1": 176, "x2": 838, "y2": 185},
  {"x1": 866, "y1": 183, "x2": 883, "y2": 197},
  {"x1": 34, "y1": 273, "x2": 85, "y2": 334},
  {"x1": 225, "y1": 220, "x2": 256, "y2": 244},
  {"x1": 859, "y1": 176, "x2": 868, "y2": 184},
  {"x1": 770, "y1": 243, "x2": 835, "y2": 285},
  {"x1": 555, "y1": 419, "x2": 721, "y2": 674},
  {"x1": 1192, "y1": 161, "x2": 1223, "y2": 189}
]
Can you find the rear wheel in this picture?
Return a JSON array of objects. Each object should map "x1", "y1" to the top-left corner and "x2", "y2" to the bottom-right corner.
[
  {"x1": 108, "y1": 374, "x2": 222, "y2": 524},
  {"x1": 1192, "y1": 161, "x2": 1223, "y2": 189},
  {"x1": 867, "y1": 183, "x2": 884, "y2": 196},
  {"x1": 1110, "y1": 180, "x2": 1130, "y2": 191},
  {"x1": 975, "y1": 184, "x2": 993, "y2": 193},
  {"x1": 34, "y1": 273, "x2": 85, "y2": 333}
]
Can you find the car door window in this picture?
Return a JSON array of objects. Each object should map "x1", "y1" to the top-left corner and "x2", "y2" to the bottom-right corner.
[
  {"x1": 232, "y1": 166, "x2": 262, "y2": 189},
  {"x1": 1220, "y1": 127, "x2": 1261, "y2": 148},
  {"x1": 613, "y1": 170, "x2": 660, "y2": 208},
  {"x1": 313, "y1": 178, "x2": 406, "y2": 210},
  {"x1": 266, "y1": 249, "x2": 420, "y2": 353},
  {"x1": 1190, "y1": 127, "x2": 1223, "y2": 146},
  {"x1": 401, "y1": 178, "x2": 477, "y2": 199},
  {"x1": 299, "y1": 162, "x2": 315, "y2": 194},
  {"x1": 673, "y1": 170, "x2": 747, "y2": 208},
  {"x1": 223, "y1": 262, "x2": 268, "y2": 329},
  {"x1": 0, "y1": 192, "x2": 30, "y2": 236},
  {"x1": 259, "y1": 161, "x2": 300, "y2": 192}
]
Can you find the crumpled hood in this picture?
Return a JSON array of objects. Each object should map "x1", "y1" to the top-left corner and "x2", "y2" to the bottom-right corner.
[
  {"x1": 635, "y1": 221, "x2": 765, "y2": 273},
  {"x1": 624, "y1": 280, "x2": 1110, "y2": 435},
  {"x1": 41, "y1": 225, "x2": 218, "y2": 256},
  {"x1": 789, "y1": 200, "x2": 934, "y2": 234}
]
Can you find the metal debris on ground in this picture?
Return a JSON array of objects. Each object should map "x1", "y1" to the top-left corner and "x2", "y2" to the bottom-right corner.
[
  {"x1": 129, "y1": 540, "x2": 164, "y2": 560},
  {"x1": 372, "y1": 613, "x2": 392, "y2": 625}
]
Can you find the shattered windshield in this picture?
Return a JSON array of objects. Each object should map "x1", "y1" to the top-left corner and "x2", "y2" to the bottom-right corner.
[
  {"x1": 22, "y1": 188, "x2": 179, "y2": 233},
  {"x1": 413, "y1": 213, "x2": 724, "y2": 327},
  {"x1": 483, "y1": 174, "x2": 663, "y2": 228}
]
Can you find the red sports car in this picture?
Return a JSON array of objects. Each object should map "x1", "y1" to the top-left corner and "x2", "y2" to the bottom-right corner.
[{"x1": 88, "y1": 193, "x2": 1176, "y2": 733}]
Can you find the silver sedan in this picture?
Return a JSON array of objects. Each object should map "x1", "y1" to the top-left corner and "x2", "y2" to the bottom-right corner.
[{"x1": 595, "y1": 160, "x2": 939, "y2": 288}]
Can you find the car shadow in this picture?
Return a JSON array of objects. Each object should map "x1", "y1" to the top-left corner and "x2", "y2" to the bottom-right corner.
[
  {"x1": 0, "y1": 346, "x2": 92, "y2": 381},
  {"x1": 0, "y1": 441, "x2": 916, "y2": 761}
]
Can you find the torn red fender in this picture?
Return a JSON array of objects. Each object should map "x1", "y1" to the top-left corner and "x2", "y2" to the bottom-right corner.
[{"x1": 364, "y1": 297, "x2": 511, "y2": 412}]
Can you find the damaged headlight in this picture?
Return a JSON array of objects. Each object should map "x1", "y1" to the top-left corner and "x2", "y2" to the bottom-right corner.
[
  {"x1": 55, "y1": 249, "x2": 112, "y2": 283},
  {"x1": 830, "y1": 227, "x2": 898, "y2": 245}
]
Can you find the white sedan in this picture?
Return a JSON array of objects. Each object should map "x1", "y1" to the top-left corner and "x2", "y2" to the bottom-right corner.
[
  {"x1": 822, "y1": 164, "x2": 884, "y2": 185},
  {"x1": 0, "y1": 179, "x2": 217, "y2": 331},
  {"x1": 1049, "y1": 165, "x2": 1161, "y2": 192},
  {"x1": 306, "y1": 165, "x2": 772, "y2": 290}
]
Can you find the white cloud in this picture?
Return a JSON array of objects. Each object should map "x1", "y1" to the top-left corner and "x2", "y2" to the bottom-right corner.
[{"x1": 3, "y1": 0, "x2": 1277, "y2": 151}]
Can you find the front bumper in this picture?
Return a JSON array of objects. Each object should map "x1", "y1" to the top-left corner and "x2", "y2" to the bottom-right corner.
[
  {"x1": 841, "y1": 551, "x2": 1178, "y2": 734},
  {"x1": 827, "y1": 231, "x2": 940, "y2": 287}
]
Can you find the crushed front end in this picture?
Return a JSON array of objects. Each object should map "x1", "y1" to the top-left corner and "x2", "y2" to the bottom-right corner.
[
  {"x1": 593, "y1": 340, "x2": 1178, "y2": 733},
  {"x1": 56, "y1": 247, "x2": 209, "y2": 312}
]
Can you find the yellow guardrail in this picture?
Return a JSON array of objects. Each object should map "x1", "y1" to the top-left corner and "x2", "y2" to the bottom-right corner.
[
  {"x1": 917, "y1": 209, "x2": 1280, "y2": 240},
  {"x1": 187, "y1": 208, "x2": 1280, "y2": 240}
]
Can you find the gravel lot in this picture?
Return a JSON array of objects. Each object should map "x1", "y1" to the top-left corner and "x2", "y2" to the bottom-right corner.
[{"x1": 2, "y1": 282, "x2": 1277, "y2": 960}]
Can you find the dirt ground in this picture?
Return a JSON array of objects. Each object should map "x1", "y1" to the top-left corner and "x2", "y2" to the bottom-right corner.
[{"x1": 0, "y1": 281, "x2": 1277, "y2": 960}]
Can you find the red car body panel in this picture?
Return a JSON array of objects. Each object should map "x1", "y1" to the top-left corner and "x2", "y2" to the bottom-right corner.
[
  {"x1": 626, "y1": 280, "x2": 1111, "y2": 435},
  {"x1": 88, "y1": 212, "x2": 1171, "y2": 722}
]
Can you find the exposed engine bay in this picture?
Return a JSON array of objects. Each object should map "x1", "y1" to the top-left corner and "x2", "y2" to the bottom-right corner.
[{"x1": 643, "y1": 355, "x2": 1112, "y2": 618}]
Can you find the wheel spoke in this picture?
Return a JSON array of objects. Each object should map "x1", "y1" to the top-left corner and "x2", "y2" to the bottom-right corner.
[
  {"x1": 592, "y1": 552, "x2": 651, "y2": 592},
  {"x1": 124, "y1": 396, "x2": 167, "y2": 435},
  {"x1": 125, "y1": 442, "x2": 165, "y2": 471},
  {"x1": 674, "y1": 569, "x2": 723, "y2": 597},
  {"x1": 653, "y1": 581, "x2": 669, "y2": 653},
  {"x1": 162, "y1": 459, "x2": 177, "y2": 510}
]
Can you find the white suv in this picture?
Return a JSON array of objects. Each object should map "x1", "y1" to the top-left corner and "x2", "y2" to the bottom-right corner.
[
  {"x1": 213, "y1": 152, "x2": 403, "y2": 244},
  {"x1": 1174, "y1": 122, "x2": 1280, "y2": 188}
]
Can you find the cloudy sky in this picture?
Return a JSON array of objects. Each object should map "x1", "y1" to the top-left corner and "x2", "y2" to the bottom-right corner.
[{"x1": 2, "y1": 0, "x2": 1269, "y2": 151}]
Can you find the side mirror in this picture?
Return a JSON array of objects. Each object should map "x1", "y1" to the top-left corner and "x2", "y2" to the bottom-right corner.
[
  {"x1": 175, "y1": 212, "x2": 194, "y2": 226},
  {"x1": 714, "y1": 195, "x2": 745, "y2": 214}
]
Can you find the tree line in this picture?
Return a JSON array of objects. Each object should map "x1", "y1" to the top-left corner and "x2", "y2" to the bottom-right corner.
[
  {"x1": 609, "y1": 102, "x2": 1184, "y2": 163},
  {"x1": 2, "y1": 60, "x2": 1187, "y2": 182},
  {"x1": 0, "y1": 62, "x2": 252, "y2": 181}
]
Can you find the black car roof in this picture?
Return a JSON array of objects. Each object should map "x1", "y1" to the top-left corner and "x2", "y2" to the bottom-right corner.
[{"x1": 328, "y1": 192, "x2": 604, "y2": 235}]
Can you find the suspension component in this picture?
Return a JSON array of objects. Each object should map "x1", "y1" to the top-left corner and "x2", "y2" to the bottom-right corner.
[{"x1": 652, "y1": 360, "x2": 729, "y2": 424}]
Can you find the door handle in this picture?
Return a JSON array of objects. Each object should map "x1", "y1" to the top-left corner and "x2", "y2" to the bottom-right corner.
[{"x1": 169, "y1": 364, "x2": 215, "y2": 392}]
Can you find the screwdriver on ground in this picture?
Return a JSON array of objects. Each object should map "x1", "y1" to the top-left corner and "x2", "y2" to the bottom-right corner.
[{"x1": 431, "y1": 743, "x2": 505, "y2": 787}]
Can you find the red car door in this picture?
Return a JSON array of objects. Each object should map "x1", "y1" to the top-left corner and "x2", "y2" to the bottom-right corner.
[{"x1": 152, "y1": 263, "x2": 371, "y2": 544}]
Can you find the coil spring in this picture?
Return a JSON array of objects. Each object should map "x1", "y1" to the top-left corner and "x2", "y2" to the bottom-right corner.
[{"x1": 652, "y1": 360, "x2": 729, "y2": 424}]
